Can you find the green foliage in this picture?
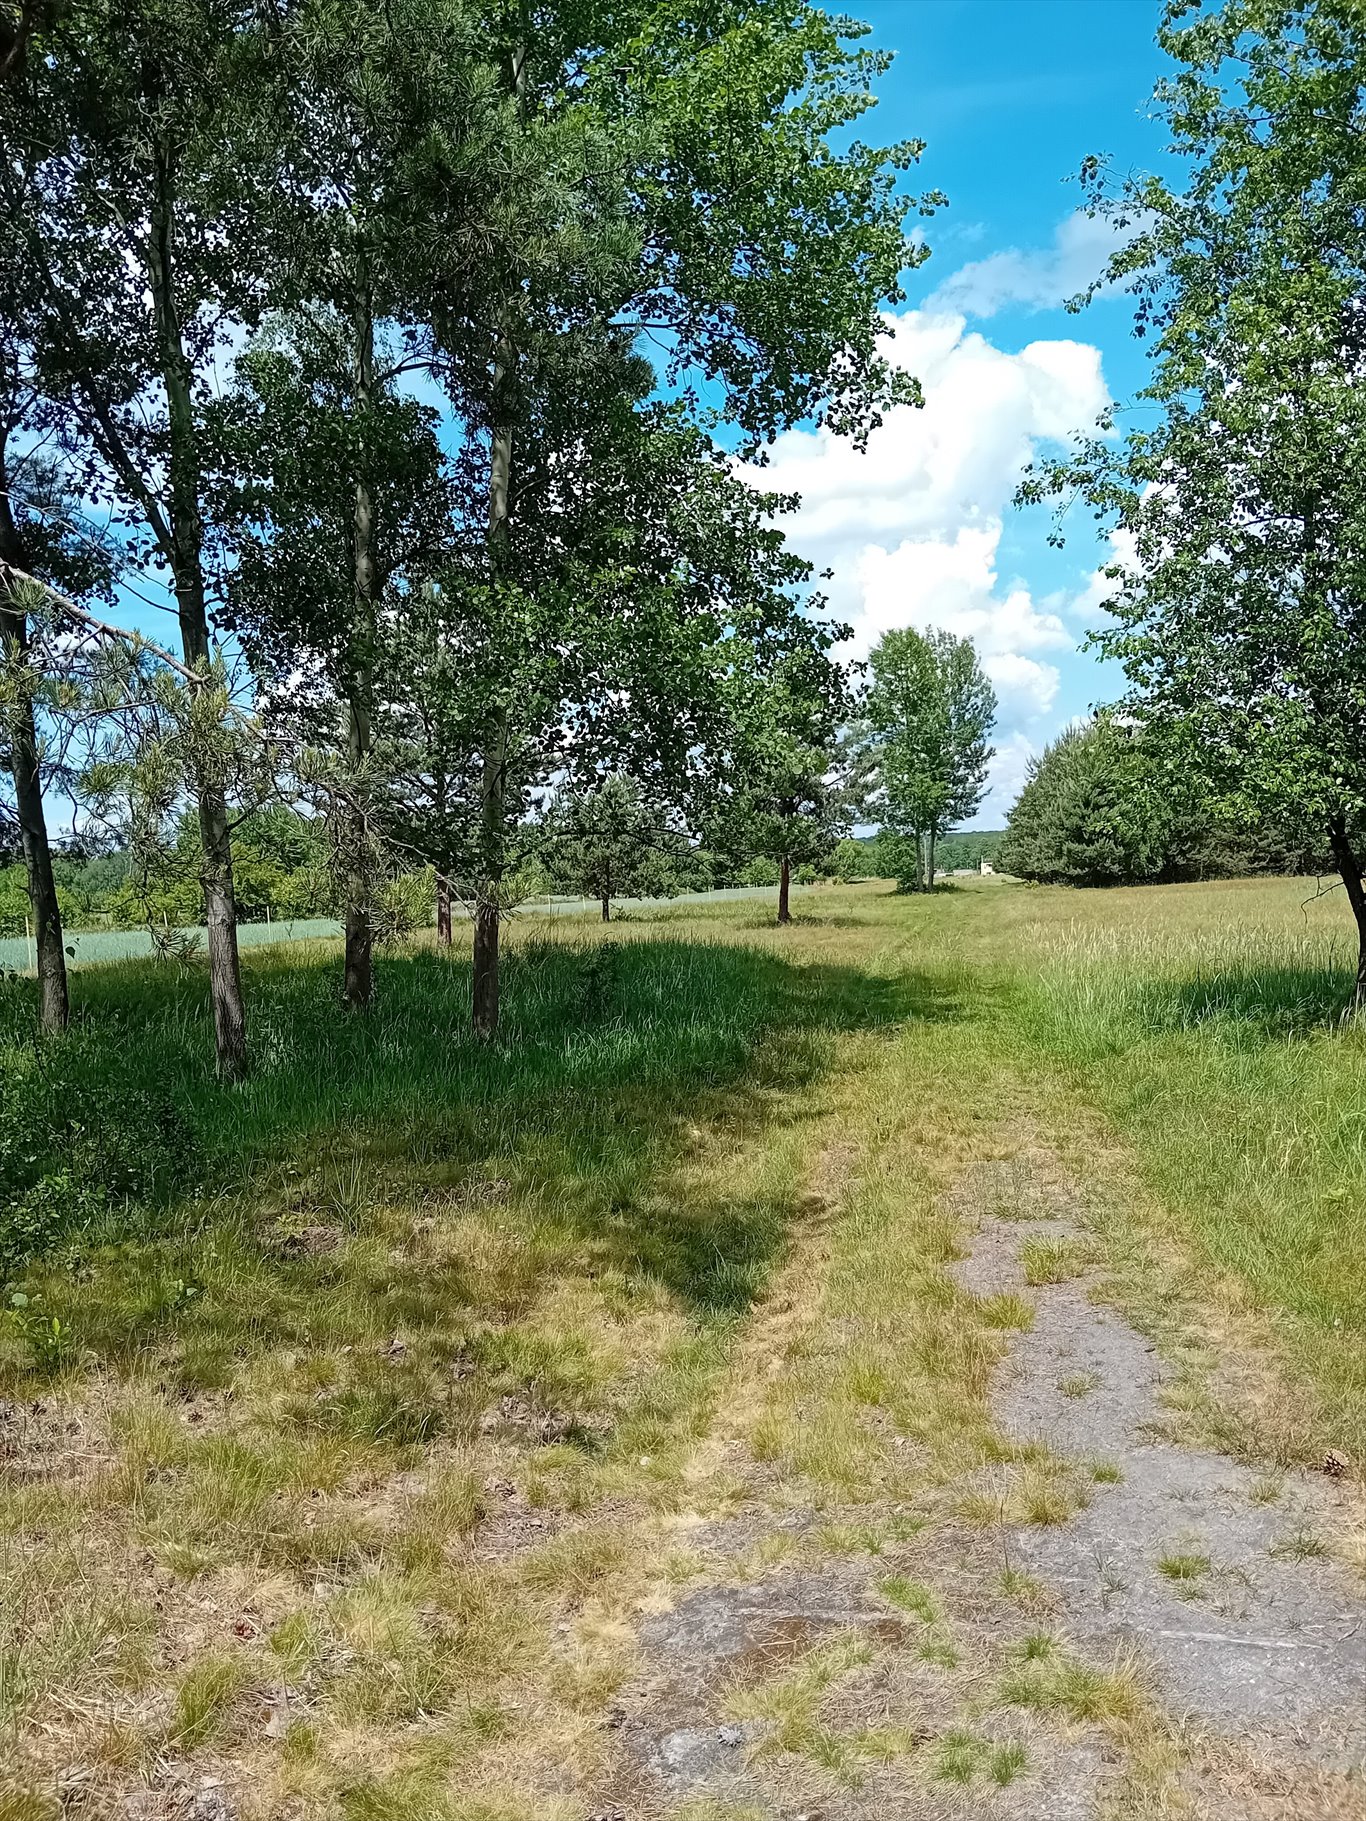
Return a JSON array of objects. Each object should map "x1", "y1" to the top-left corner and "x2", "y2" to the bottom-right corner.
[
  {"x1": 1024, "y1": 0, "x2": 1366, "y2": 954},
  {"x1": 934, "y1": 830, "x2": 1004, "y2": 872},
  {"x1": 829, "y1": 838, "x2": 875, "y2": 883},
  {"x1": 1000, "y1": 722, "x2": 1173, "y2": 887},
  {"x1": 0, "y1": 866, "x2": 36, "y2": 939},
  {"x1": 1001, "y1": 720, "x2": 1349, "y2": 890},
  {"x1": 0, "y1": 1023, "x2": 193, "y2": 1274},
  {"x1": 542, "y1": 778, "x2": 694, "y2": 915},
  {"x1": 862, "y1": 628, "x2": 996, "y2": 889},
  {"x1": 869, "y1": 829, "x2": 921, "y2": 893},
  {"x1": 706, "y1": 635, "x2": 855, "y2": 899},
  {"x1": 6, "y1": 1291, "x2": 75, "y2": 1371}
]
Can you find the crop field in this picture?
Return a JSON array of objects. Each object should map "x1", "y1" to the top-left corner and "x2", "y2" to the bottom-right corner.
[
  {"x1": 1, "y1": 875, "x2": 1363, "y2": 1820},
  {"x1": 0, "y1": 888, "x2": 808, "y2": 975}
]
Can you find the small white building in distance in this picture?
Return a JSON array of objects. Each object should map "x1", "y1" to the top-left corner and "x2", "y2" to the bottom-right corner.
[{"x1": 980, "y1": 858, "x2": 994, "y2": 875}]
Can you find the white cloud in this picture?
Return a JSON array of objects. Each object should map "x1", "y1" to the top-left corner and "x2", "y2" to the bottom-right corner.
[
  {"x1": 984, "y1": 651, "x2": 1061, "y2": 720},
  {"x1": 744, "y1": 298, "x2": 1111, "y2": 823},
  {"x1": 979, "y1": 729, "x2": 1039, "y2": 826},
  {"x1": 924, "y1": 210, "x2": 1124, "y2": 320},
  {"x1": 1057, "y1": 524, "x2": 1139, "y2": 630}
]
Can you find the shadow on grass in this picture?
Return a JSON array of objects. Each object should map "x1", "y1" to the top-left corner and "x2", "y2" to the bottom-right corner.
[
  {"x1": 729, "y1": 912, "x2": 873, "y2": 931},
  {"x1": 1122, "y1": 961, "x2": 1358, "y2": 1040},
  {"x1": 0, "y1": 936, "x2": 958, "y2": 1391}
]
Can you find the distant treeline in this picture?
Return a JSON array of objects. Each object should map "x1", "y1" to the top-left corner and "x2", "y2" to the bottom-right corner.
[
  {"x1": 930, "y1": 831, "x2": 1005, "y2": 872},
  {"x1": 1000, "y1": 721, "x2": 1335, "y2": 888},
  {"x1": 0, "y1": 811, "x2": 887, "y2": 940}
]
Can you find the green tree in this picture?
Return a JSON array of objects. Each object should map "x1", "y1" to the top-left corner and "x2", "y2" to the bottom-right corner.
[
  {"x1": 449, "y1": 0, "x2": 935, "y2": 1033},
  {"x1": 0, "y1": 0, "x2": 268, "y2": 1074},
  {"x1": 864, "y1": 627, "x2": 996, "y2": 890},
  {"x1": 999, "y1": 720, "x2": 1173, "y2": 887},
  {"x1": 1026, "y1": 0, "x2": 1366, "y2": 1000},
  {"x1": 707, "y1": 637, "x2": 853, "y2": 926},
  {"x1": 831, "y1": 837, "x2": 874, "y2": 883},
  {"x1": 543, "y1": 776, "x2": 689, "y2": 921},
  {"x1": 207, "y1": 316, "x2": 460, "y2": 999},
  {"x1": 226, "y1": 0, "x2": 523, "y2": 1008}
]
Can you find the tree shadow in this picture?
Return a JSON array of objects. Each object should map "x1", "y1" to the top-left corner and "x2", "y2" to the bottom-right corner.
[
  {"x1": 1126, "y1": 960, "x2": 1356, "y2": 1040},
  {"x1": 1, "y1": 936, "x2": 961, "y2": 1391},
  {"x1": 732, "y1": 912, "x2": 872, "y2": 931}
]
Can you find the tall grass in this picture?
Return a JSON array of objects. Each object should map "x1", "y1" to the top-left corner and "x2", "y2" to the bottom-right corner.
[
  {"x1": 0, "y1": 930, "x2": 904, "y2": 1281},
  {"x1": 999, "y1": 878, "x2": 1366, "y2": 1443}
]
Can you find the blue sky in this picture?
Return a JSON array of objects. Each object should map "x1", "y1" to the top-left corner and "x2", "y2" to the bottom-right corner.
[{"x1": 756, "y1": 0, "x2": 1175, "y2": 821}]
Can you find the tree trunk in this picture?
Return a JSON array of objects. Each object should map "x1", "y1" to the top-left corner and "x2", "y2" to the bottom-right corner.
[
  {"x1": 472, "y1": 33, "x2": 528, "y2": 1042},
  {"x1": 344, "y1": 264, "x2": 377, "y2": 1008},
  {"x1": 148, "y1": 143, "x2": 246, "y2": 1080},
  {"x1": 0, "y1": 506, "x2": 68, "y2": 1032},
  {"x1": 472, "y1": 707, "x2": 507, "y2": 1039},
  {"x1": 601, "y1": 893, "x2": 610, "y2": 923},
  {"x1": 925, "y1": 828, "x2": 937, "y2": 891},
  {"x1": 777, "y1": 853, "x2": 792, "y2": 924},
  {"x1": 474, "y1": 316, "x2": 516, "y2": 1037},
  {"x1": 436, "y1": 874, "x2": 452, "y2": 946},
  {"x1": 1328, "y1": 815, "x2": 1366, "y2": 1009}
]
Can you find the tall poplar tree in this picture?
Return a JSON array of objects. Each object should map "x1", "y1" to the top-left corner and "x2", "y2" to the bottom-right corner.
[
  {"x1": 864, "y1": 627, "x2": 996, "y2": 890},
  {"x1": 0, "y1": 0, "x2": 265, "y2": 1075}
]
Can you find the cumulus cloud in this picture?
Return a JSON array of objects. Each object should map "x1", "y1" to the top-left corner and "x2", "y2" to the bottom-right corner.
[
  {"x1": 978, "y1": 728, "x2": 1040, "y2": 826},
  {"x1": 924, "y1": 209, "x2": 1124, "y2": 320},
  {"x1": 744, "y1": 299, "x2": 1111, "y2": 821}
]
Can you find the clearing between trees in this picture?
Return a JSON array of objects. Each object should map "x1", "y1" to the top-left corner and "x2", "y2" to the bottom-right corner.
[{"x1": 1, "y1": 876, "x2": 1364, "y2": 1821}]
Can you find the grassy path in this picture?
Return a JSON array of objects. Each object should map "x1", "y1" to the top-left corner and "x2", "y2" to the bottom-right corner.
[{"x1": 0, "y1": 881, "x2": 1364, "y2": 1818}]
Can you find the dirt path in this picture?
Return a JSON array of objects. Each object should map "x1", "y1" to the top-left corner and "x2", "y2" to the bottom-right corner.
[{"x1": 594, "y1": 1143, "x2": 1366, "y2": 1819}]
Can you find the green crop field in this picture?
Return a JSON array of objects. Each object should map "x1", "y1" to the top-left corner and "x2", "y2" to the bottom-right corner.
[{"x1": 1, "y1": 875, "x2": 1363, "y2": 1818}]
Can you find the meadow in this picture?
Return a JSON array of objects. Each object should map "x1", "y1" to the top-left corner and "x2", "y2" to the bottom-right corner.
[{"x1": 0, "y1": 874, "x2": 1362, "y2": 1819}]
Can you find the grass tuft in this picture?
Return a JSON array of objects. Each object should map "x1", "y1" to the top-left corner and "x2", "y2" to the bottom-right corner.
[{"x1": 1019, "y1": 1233, "x2": 1096, "y2": 1285}]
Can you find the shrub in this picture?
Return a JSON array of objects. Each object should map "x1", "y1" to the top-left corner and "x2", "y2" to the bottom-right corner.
[{"x1": 0, "y1": 1047, "x2": 194, "y2": 1275}]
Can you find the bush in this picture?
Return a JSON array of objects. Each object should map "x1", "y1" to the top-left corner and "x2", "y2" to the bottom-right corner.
[
  {"x1": 830, "y1": 838, "x2": 874, "y2": 882},
  {"x1": 872, "y1": 830, "x2": 923, "y2": 892},
  {"x1": 0, "y1": 1046, "x2": 194, "y2": 1274}
]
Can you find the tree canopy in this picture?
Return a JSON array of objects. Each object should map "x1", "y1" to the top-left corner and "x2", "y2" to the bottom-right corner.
[
  {"x1": 861, "y1": 626, "x2": 996, "y2": 890},
  {"x1": 1025, "y1": 0, "x2": 1366, "y2": 994}
]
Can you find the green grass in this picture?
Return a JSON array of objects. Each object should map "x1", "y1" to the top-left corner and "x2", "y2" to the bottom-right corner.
[
  {"x1": 1019, "y1": 1233, "x2": 1095, "y2": 1285},
  {"x1": 1005, "y1": 877, "x2": 1366, "y2": 1454},
  {"x1": 1157, "y1": 1549, "x2": 1212, "y2": 1590},
  {"x1": 2, "y1": 874, "x2": 1365, "y2": 1813}
]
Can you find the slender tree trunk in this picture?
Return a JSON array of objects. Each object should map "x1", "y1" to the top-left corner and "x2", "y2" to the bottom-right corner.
[
  {"x1": 148, "y1": 143, "x2": 246, "y2": 1080},
  {"x1": 601, "y1": 894, "x2": 610, "y2": 923},
  {"x1": 472, "y1": 708, "x2": 506, "y2": 1038},
  {"x1": 473, "y1": 327, "x2": 516, "y2": 1037},
  {"x1": 344, "y1": 266, "x2": 377, "y2": 1009},
  {"x1": 777, "y1": 852, "x2": 792, "y2": 924},
  {"x1": 0, "y1": 487, "x2": 67, "y2": 1031},
  {"x1": 925, "y1": 828, "x2": 937, "y2": 891},
  {"x1": 1328, "y1": 814, "x2": 1366, "y2": 1009},
  {"x1": 472, "y1": 31, "x2": 528, "y2": 1042},
  {"x1": 436, "y1": 874, "x2": 452, "y2": 946}
]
